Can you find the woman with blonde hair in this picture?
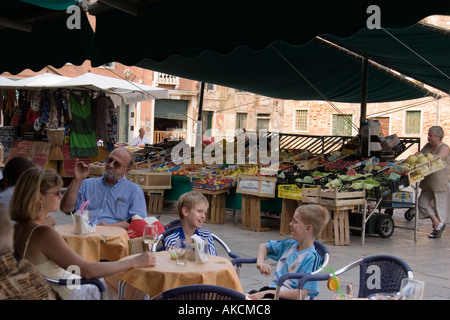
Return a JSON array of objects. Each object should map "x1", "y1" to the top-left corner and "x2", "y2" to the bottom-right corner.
[{"x1": 12, "y1": 168, "x2": 156, "y2": 300}]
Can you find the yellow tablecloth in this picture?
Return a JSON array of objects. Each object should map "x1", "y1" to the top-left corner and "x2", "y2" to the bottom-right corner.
[
  {"x1": 56, "y1": 225, "x2": 130, "y2": 262},
  {"x1": 116, "y1": 251, "x2": 243, "y2": 297}
]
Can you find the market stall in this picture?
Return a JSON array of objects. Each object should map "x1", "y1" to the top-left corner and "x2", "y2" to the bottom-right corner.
[
  {"x1": 0, "y1": 73, "x2": 168, "y2": 183},
  {"x1": 132, "y1": 126, "x2": 433, "y2": 247}
]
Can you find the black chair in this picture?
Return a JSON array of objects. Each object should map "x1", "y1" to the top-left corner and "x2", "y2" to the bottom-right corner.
[
  {"x1": 297, "y1": 254, "x2": 413, "y2": 299},
  {"x1": 154, "y1": 219, "x2": 240, "y2": 259},
  {"x1": 231, "y1": 240, "x2": 330, "y2": 300},
  {"x1": 151, "y1": 284, "x2": 246, "y2": 300},
  {"x1": 45, "y1": 276, "x2": 106, "y2": 300},
  {"x1": 13, "y1": 252, "x2": 106, "y2": 300}
]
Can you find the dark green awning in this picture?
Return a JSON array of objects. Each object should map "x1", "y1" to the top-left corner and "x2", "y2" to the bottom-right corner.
[
  {"x1": 1, "y1": 0, "x2": 450, "y2": 104},
  {"x1": 136, "y1": 24, "x2": 450, "y2": 102},
  {"x1": 0, "y1": 1, "x2": 94, "y2": 74}
]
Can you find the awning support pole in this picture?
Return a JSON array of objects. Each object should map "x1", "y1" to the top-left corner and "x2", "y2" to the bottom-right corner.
[
  {"x1": 360, "y1": 57, "x2": 369, "y2": 132},
  {"x1": 195, "y1": 82, "x2": 205, "y2": 150}
]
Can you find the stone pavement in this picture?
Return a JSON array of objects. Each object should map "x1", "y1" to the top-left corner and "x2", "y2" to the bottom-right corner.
[{"x1": 52, "y1": 201, "x2": 450, "y2": 300}]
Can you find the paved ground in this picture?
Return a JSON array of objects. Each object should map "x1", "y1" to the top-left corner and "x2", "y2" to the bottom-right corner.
[{"x1": 52, "y1": 200, "x2": 450, "y2": 300}]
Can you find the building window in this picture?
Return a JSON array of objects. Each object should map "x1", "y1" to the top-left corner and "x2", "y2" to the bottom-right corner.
[
  {"x1": 405, "y1": 111, "x2": 421, "y2": 135},
  {"x1": 100, "y1": 62, "x2": 115, "y2": 69},
  {"x1": 206, "y1": 83, "x2": 216, "y2": 91},
  {"x1": 236, "y1": 113, "x2": 247, "y2": 130},
  {"x1": 294, "y1": 109, "x2": 308, "y2": 131},
  {"x1": 256, "y1": 113, "x2": 270, "y2": 131},
  {"x1": 332, "y1": 114, "x2": 353, "y2": 136}
]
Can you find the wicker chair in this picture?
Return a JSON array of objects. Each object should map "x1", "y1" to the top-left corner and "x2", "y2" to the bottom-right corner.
[
  {"x1": 151, "y1": 284, "x2": 246, "y2": 300},
  {"x1": 297, "y1": 254, "x2": 413, "y2": 299}
]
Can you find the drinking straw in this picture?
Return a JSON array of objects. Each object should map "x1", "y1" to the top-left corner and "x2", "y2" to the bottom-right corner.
[{"x1": 320, "y1": 267, "x2": 343, "y2": 299}]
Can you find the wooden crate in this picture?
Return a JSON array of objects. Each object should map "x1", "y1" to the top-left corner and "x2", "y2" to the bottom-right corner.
[
  {"x1": 295, "y1": 155, "x2": 324, "y2": 170},
  {"x1": 318, "y1": 219, "x2": 333, "y2": 243},
  {"x1": 144, "y1": 189, "x2": 164, "y2": 215},
  {"x1": 128, "y1": 170, "x2": 172, "y2": 189},
  {"x1": 333, "y1": 210, "x2": 350, "y2": 246},
  {"x1": 302, "y1": 185, "x2": 365, "y2": 207},
  {"x1": 236, "y1": 175, "x2": 277, "y2": 198},
  {"x1": 280, "y1": 198, "x2": 301, "y2": 235},
  {"x1": 194, "y1": 189, "x2": 229, "y2": 224},
  {"x1": 241, "y1": 194, "x2": 262, "y2": 232}
]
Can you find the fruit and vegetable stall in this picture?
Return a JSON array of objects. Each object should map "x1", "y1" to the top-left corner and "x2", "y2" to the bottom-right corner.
[{"x1": 95, "y1": 132, "x2": 441, "y2": 245}]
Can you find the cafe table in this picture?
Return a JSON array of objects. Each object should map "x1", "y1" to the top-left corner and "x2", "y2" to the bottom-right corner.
[
  {"x1": 55, "y1": 225, "x2": 130, "y2": 262},
  {"x1": 116, "y1": 251, "x2": 244, "y2": 299}
]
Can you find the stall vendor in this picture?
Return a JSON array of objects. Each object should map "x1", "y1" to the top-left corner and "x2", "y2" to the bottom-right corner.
[
  {"x1": 132, "y1": 128, "x2": 150, "y2": 147},
  {"x1": 60, "y1": 147, "x2": 147, "y2": 229}
]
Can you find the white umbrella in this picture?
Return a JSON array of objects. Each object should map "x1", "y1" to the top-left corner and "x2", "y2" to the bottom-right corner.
[
  {"x1": 12, "y1": 73, "x2": 71, "y2": 88},
  {"x1": 48, "y1": 72, "x2": 169, "y2": 105},
  {"x1": 0, "y1": 76, "x2": 21, "y2": 88}
]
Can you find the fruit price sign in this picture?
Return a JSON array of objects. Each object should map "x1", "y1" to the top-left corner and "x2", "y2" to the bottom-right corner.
[{"x1": 236, "y1": 175, "x2": 277, "y2": 198}]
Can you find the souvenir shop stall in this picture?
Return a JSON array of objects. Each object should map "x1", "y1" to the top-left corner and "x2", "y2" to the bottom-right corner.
[
  {"x1": 0, "y1": 73, "x2": 168, "y2": 184},
  {"x1": 0, "y1": 86, "x2": 117, "y2": 180}
]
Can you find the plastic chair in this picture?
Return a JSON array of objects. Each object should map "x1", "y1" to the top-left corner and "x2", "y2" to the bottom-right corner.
[
  {"x1": 297, "y1": 254, "x2": 413, "y2": 299},
  {"x1": 153, "y1": 219, "x2": 241, "y2": 259},
  {"x1": 44, "y1": 276, "x2": 106, "y2": 300},
  {"x1": 231, "y1": 240, "x2": 330, "y2": 300},
  {"x1": 151, "y1": 284, "x2": 246, "y2": 300}
]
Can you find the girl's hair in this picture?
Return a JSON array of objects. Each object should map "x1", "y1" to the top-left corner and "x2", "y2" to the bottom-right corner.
[
  {"x1": 177, "y1": 191, "x2": 208, "y2": 219},
  {"x1": 294, "y1": 204, "x2": 330, "y2": 238},
  {"x1": 10, "y1": 168, "x2": 63, "y2": 223}
]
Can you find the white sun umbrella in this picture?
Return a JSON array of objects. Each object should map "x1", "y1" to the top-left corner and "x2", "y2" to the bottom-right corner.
[
  {"x1": 11, "y1": 73, "x2": 71, "y2": 88},
  {"x1": 0, "y1": 76, "x2": 20, "y2": 88},
  {"x1": 49, "y1": 72, "x2": 169, "y2": 105}
]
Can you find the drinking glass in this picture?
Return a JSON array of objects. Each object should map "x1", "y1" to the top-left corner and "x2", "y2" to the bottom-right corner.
[
  {"x1": 400, "y1": 278, "x2": 425, "y2": 300},
  {"x1": 143, "y1": 224, "x2": 159, "y2": 252},
  {"x1": 174, "y1": 238, "x2": 187, "y2": 266}
]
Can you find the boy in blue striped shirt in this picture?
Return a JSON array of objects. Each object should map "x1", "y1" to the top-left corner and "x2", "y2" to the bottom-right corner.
[
  {"x1": 248, "y1": 204, "x2": 330, "y2": 300},
  {"x1": 164, "y1": 191, "x2": 216, "y2": 255}
]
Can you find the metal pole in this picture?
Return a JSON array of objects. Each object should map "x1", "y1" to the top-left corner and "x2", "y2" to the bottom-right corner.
[
  {"x1": 360, "y1": 57, "x2": 368, "y2": 132},
  {"x1": 194, "y1": 82, "x2": 205, "y2": 150}
]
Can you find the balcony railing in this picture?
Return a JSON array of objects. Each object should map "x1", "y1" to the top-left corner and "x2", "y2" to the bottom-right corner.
[
  {"x1": 153, "y1": 72, "x2": 180, "y2": 88},
  {"x1": 153, "y1": 130, "x2": 185, "y2": 143}
]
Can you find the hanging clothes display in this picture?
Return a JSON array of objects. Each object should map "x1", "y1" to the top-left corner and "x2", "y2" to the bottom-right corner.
[
  {"x1": 91, "y1": 93, "x2": 117, "y2": 151},
  {"x1": 68, "y1": 91, "x2": 97, "y2": 157}
]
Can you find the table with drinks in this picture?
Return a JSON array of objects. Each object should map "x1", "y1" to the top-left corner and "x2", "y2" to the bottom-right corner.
[
  {"x1": 55, "y1": 225, "x2": 130, "y2": 262},
  {"x1": 115, "y1": 250, "x2": 244, "y2": 299}
]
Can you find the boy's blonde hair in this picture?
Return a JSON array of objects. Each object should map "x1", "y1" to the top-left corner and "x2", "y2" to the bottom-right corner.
[
  {"x1": 295, "y1": 204, "x2": 330, "y2": 238},
  {"x1": 177, "y1": 191, "x2": 209, "y2": 219}
]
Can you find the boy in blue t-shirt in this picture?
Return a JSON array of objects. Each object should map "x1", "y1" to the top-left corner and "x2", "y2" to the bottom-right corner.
[{"x1": 248, "y1": 204, "x2": 330, "y2": 300}]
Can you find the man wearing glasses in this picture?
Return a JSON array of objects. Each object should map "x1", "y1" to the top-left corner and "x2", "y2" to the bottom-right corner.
[{"x1": 60, "y1": 148, "x2": 147, "y2": 229}]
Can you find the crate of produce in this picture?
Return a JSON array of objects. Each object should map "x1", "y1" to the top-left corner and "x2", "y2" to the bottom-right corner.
[
  {"x1": 430, "y1": 158, "x2": 446, "y2": 173},
  {"x1": 301, "y1": 185, "x2": 321, "y2": 203},
  {"x1": 278, "y1": 184, "x2": 302, "y2": 201},
  {"x1": 295, "y1": 155, "x2": 324, "y2": 170},
  {"x1": 191, "y1": 179, "x2": 236, "y2": 192},
  {"x1": 302, "y1": 185, "x2": 365, "y2": 207}
]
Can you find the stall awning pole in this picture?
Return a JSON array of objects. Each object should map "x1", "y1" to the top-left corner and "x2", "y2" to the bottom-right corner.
[
  {"x1": 360, "y1": 57, "x2": 369, "y2": 132},
  {"x1": 195, "y1": 82, "x2": 205, "y2": 150}
]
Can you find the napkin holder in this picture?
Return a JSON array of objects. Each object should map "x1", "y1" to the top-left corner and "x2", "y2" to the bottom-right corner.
[
  {"x1": 73, "y1": 210, "x2": 95, "y2": 234},
  {"x1": 191, "y1": 234, "x2": 209, "y2": 263}
]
